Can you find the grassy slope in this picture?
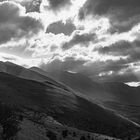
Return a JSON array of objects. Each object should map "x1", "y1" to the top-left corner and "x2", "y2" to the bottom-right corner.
[{"x1": 0, "y1": 72, "x2": 139, "y2": 138}]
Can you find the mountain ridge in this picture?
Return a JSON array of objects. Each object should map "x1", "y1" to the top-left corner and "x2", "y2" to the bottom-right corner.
[{"x1": 0, "y1": 62, "x2": 140, "y2": 138}]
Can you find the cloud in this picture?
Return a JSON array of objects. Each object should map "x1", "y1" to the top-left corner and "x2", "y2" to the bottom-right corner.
[
  {"x1": 79, "y1": 0, "x2": 140, "y2": 33},
  {"x1": 73, "y1": 57, "x2": 140, "y2": 83},
  {"x1": 1, "y1": 0, "x2": 140, "y2": 85},
  {"x1": 88, "y1": 39, "x2": 140, "y2": 82},
  {"x1": 62, "y1": 31, "x2": 97, "y2": 50},
  {"x1": 1, "y1": 50, "x2": 139, "y2": 84},
  {"x1": 39, "y1": 54, "x2": 135, "y2": 83},
  {"x1": 46, "y1": 20, "x2": 76, "y2": 35},
  {"x1": 40, "y1": 57, "x2": 86, "y2": 72},
  {"x1": 0, "y1": 42, "x2": 33, "y2": 58},
  {"x1": 28, "y1": 33, "x2": 69, "y2": 58},
  {"x1": 97, "y1": 69, "x2": 140, "y2": 83},
  {"x1": 97, "y1": 41, "x2": 131, "y2": 56},
  {"x1": 126, "y1": 82, "x2": 140, "y2": 87},
  {"x1": 75, "y1": 58, "x2": 128, "y2": 77},
  {"x1": 47, "y1": 0, "x2": 72, "y2": 11},
  {"x1": 40, "y1": 0, "x2": 87, "y2": 25},
  {"x1": 21, "y1": 0, "x2": 42, "y2": 13},
  {"x1": 0, "y1": 52, "x2": 41, "y2": 67},
  {"x1": 0, "y1": 1, "x2": 43, "y2": 45},
  {"x1": 97, "y1": 40, "x2": 140, "y2": 62},
  {"x1": 2, "y1": 0, "x2": 42, "y2": 13}
]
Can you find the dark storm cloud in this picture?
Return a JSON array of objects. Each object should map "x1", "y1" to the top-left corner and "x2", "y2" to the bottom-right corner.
[
  {"x1": 62, "y1": 32, "x2": 97, "y2": 50},
  {"x1": 0, "y1": 1, "x2": 43, "y2": 44},
  {"x1": 21, "y1": 0, "x2": 42, "y2": 13},
  {"x1": 75, "y1": 58, "x2": 140, "y2": 83},
  {"x1": 96, "y1": 41, "x2": 140, "y2": 62},
  {"x1": 1, "y1": 0, "x2": 42, "y2": 13},
  {"x1": 79, "y1": 0, "x2": 140, "y2": 32},
  {"x1": 77, "y1": 59, "x2": 129, "y2": 77},
  {"x1": 86, "y1": 40, "x2": 140, "y2": 82},
  {"x1": 96, "y1": 41, "x2": 131, "y2": 55},
  {"x1": 47, "y1": 0, "x2": 71, "y2": 11},
  {"x1": 96, "y1": 69, "x2": 140, "y2": 83},
  {"x1": 99, "y1": 59, "x2": 129, "y2": 74},
  {"x1": 46, "y1": 20, "x2": 76, "y2": 35}
]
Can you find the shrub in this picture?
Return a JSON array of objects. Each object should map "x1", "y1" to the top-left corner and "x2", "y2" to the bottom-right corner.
[
  {"x1": 80, "y1": 135, "x2": 86, "y2": 140},
  {"x1": 73, "y1": 132, "x2": 76, "y2": 137},
  {"x1": 0, "y1": 102, "x2": 21, "y2": 140},
  {"x1": 62, "y1": 130, "x2": 68, "y2": 138},
  {"x1": 46, "y1": 130, "x2": 57, "y2": 140}
]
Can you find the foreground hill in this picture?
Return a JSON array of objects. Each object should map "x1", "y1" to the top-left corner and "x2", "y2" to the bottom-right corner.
[
  {"x1": 0, "y1": 102, "x2": 120, "y2": 140},
  {"x1": 0, "y1": 72, "x2": 139, "y2": 139}
]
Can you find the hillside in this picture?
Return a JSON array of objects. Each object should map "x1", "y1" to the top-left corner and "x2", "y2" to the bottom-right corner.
[
  {"x1": 30, "y1": 68, "x2": 140, "y2": 127},
  {"x1": 0, "y1": 72, "x2": 139, "y2": 139},
  {"x1": 32, "y1": 69, "x2": 140, "y2": 105},
  {"x1": 0, "y1": 61, "x2": 72, "y2": 93},
  {"x1": 0, "y1": 101, "x2": 121, "y2": 140},
  {"x1": 0, "y1": 61, "x2": 59, "y2": 84}
]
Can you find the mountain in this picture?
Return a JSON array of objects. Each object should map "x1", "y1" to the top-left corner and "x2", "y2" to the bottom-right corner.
[
  {"x1": 30, "y1": 66, "x2": 50, "y2": 77},
  {"x1": 31, "y1": 69, "x2": 140, "y2": 105},
  {"x1": 0, "y1": 61, "x2": 72, "y2": 93},
  {"x1": 0, "y1": 72, "x2": 139, "y2": 139},
  {"x1": 1, "y1": 62, "x2": 140, "y2": 138},
  {"x1": 30, "y1": 68, "x2": 140, "y2": 127},
  {"x1": 43, "y1": 70, "x2": 140, "y2": 105},
  {"x1": 101, "y1": 82, "x2": 140, "y2": 105},
  {"x1": 30, "y1": 69, "x2": 112, "y2": 101},
  {"x1": 0, "y1": 99, "x2": 119, "y2": 140},
  {"x1": 0, "y1": 61, "x2": 57, "y2": 83}
]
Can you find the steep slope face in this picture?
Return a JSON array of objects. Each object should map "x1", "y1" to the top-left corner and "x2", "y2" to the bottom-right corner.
[
  {"x1": 0, "y1": 61, "x2": 71, "y2": 93},
  {"x1": 29, "y1": 68, "x2": 140, "y2": 124},
  {"x1": 43, "y1": 70, "x2": 140, "y2": 105},
  {"x1": 0, "y1": 61, "x2": 57, "y2": 83},
  {"x1": 103, "y1": 101, "x2": 140, "y2": 126},
  {"x1": 0, "y1": 72, "x2": 77, "y2": 111},
  {"x1": 0, "y1": 72, "x2": 139, "y2": 138},
  {"x1": 30, "y1": 66, "x2": 50, "y2": 77},
  {"x1": 18, "y1": 116, "x2": 120, "y2": 140},
  {"x1": 101, "y1": 83, "x2": 140, "y2": 126},
  {"x1": 102, "y1": 82, "x2": 140, "y2": 105},
  {"x1": 4, "y1": 62, "x2": 140, "y2": 106},
  {"x1": 0, "y1": 101, "x2": 120, "y2": 140},
  {"x1": 2, "y1": 62, "x2": 140, "y2": 106},
  {"x1": 32, "y1": 69, "x2": 140, "y2": 126},
  {"x1": 31, "y1": 69, "x2": 114, "y2": 102}
]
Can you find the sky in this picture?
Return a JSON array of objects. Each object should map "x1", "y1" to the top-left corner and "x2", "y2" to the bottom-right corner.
[{"x1": 0, "y1": 0, "x2": 140, "y2": 86}]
